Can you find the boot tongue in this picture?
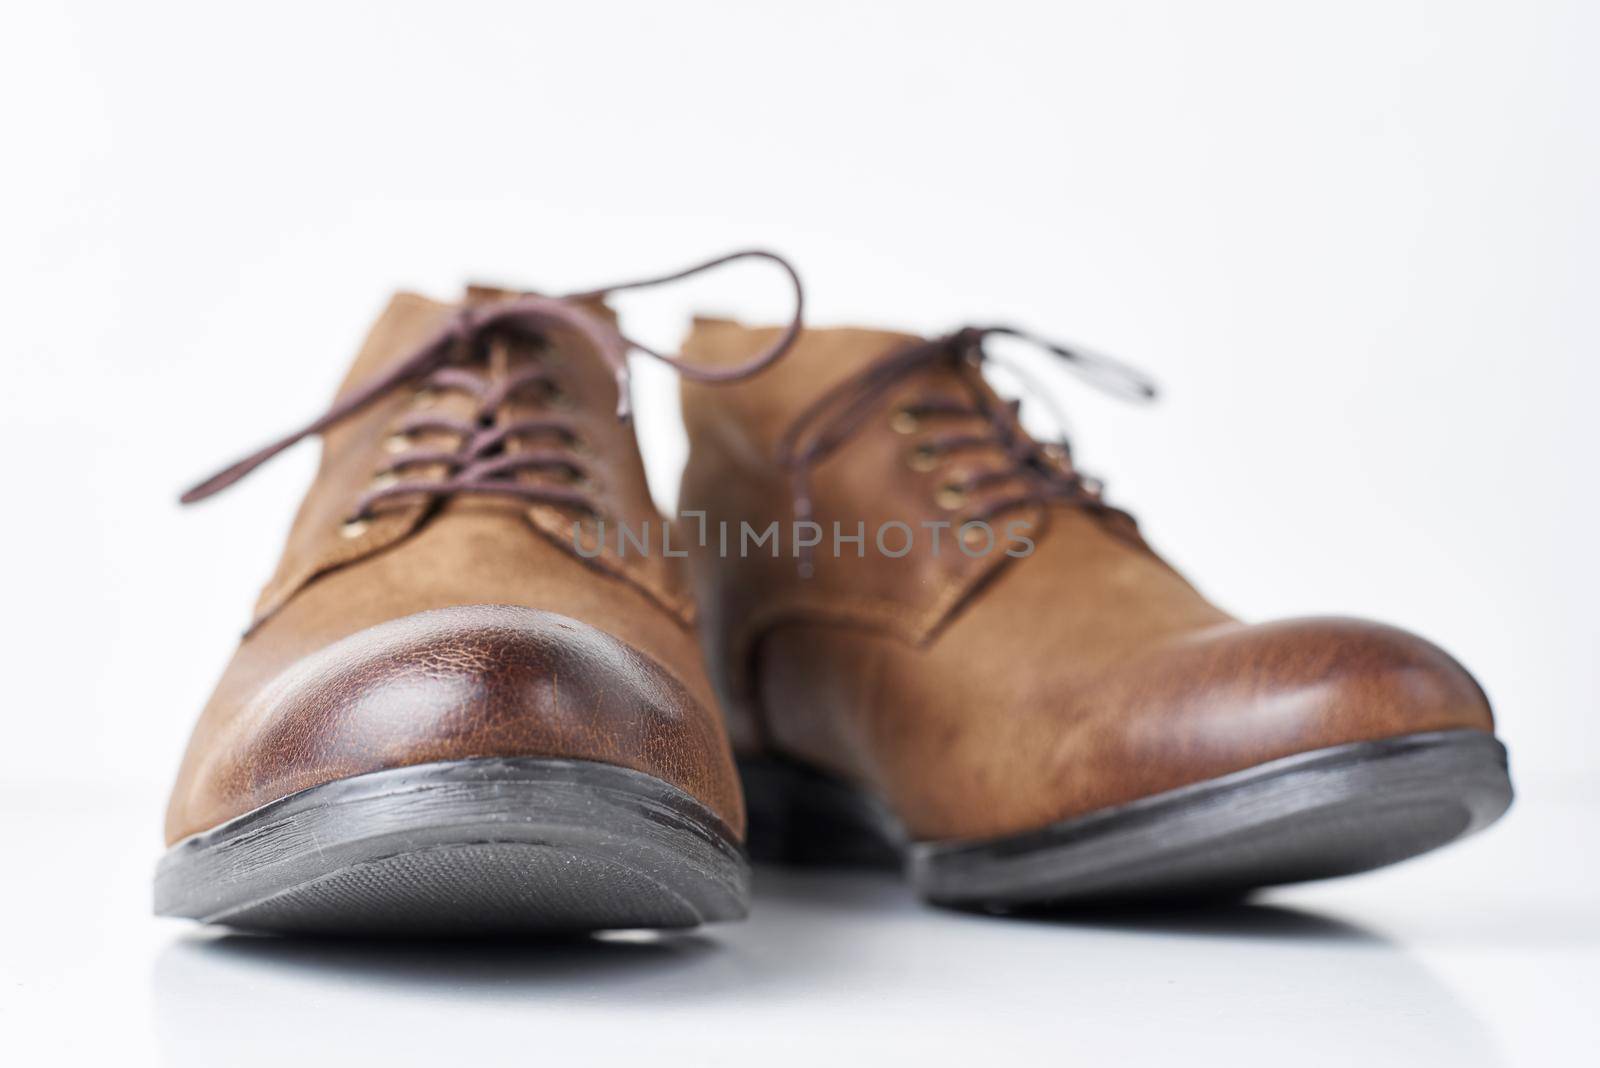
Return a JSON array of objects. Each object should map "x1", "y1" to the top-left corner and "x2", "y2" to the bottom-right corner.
[
  {"x1": 456, "y1": 283, "x2": 626, "y2": 412},
  {"x1": 682, "y1": 316, "x2": 925, "y2": 427},
  {"x1": 463, "y1": 283, "x2": 620, "y2": 326}
]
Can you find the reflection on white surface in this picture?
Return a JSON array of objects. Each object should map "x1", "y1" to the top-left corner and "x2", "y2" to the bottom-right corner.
[
  {"x1": 3, "y1": 786, "x2": 1595, "y2": 1067},
  {"x1": 151, "y1": 870, "x2": 1501, "y2": 1068}
]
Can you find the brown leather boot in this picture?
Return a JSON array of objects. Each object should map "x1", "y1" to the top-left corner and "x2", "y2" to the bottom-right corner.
[
  {"x1": 158, "y1": 252, "x2": 801, "y2": 935},
  {"x1": 678, "y1": 318, "x2": 1513, "y2": 909}
]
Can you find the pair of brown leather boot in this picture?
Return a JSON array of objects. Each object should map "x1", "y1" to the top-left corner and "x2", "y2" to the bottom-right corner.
[{"x1": 158, "y1": 252, "x2": 1511, "y2": 934}]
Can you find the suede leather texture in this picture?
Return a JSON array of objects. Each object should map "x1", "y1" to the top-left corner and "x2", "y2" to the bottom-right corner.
[
  {"x1": 165, "y1": 292, "x2": 741, "y2": 844},
  {"x1": 678, "y1": 319, "x2": 1496, "y2": 842}
]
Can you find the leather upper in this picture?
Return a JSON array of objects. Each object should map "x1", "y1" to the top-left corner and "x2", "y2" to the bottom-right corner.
[
  {"x1": 165, "y1": 291, "x2": 741, "y2": 844},
  {"x1": 678, "y1": 319, "x2": 1495, "y2": 841}
]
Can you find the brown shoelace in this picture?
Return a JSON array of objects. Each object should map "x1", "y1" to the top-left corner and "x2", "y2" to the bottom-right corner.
[
  {"x1": 181, "y1": 250, "x2": 804, "y2": 522},
  {"x1": 775, "y1": 325, "x2": 1157, "y2": 549}
]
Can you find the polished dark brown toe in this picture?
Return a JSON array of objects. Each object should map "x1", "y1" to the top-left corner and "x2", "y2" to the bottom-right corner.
[
  {"x1": 166, "y1": 604, "x2": 743, "y2": 843},
  {"x1": 1045, "y1": 615, "x2": 1497, "y2": 825}
]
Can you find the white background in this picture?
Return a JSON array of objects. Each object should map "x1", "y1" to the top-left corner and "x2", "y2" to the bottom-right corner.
[{"x1": 2, "y1": 1, "x2": 1595, "y2": 1065}]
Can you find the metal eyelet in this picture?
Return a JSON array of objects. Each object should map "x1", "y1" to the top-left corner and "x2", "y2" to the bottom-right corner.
[
  {"x1": 961, "y1": 524, "x2": 989, "y2": 549},
  {"x1": 890, "y1": 409, "x2": 920, "y2": 434},
  {"x1": 339, "y1": 517, "x2": 371, "y2": 539},
  {"x1": 907, "y1": 445, "x2": 939, "y2": 472},
  {"x1": 369, "y1": 472, "x2": 399, "y2": 491},
  {"x1": 382, "y1": 433, "x2": 411, "y2": 454},
  {"x1": 935, "y1": 483, "x2": 968, "y2": 510}
]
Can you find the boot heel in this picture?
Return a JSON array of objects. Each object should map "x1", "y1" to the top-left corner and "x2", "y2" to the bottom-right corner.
[{"x1": 736, "y1": 755, "x2": 905, "y2": 869}]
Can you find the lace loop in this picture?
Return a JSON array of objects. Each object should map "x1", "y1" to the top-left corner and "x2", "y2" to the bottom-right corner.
[
  {"x1": 960, "y1": 325, "x2": 1158, "y2": 402},
  {"x1": 180, "y1": 249, "x2": 804, "y2": 507},
  {"x1": 563, "y1": 249, "x2": 804, "y2": 394},
  {"x1": 775, "y1": 325, "x2": 1157, "y2": 560}
]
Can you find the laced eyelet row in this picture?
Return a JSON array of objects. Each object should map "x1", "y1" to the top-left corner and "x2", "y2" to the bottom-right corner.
[
  {"x1": 179, "y1": 249, "x2": 808, "y2": 523},
  {"x1": 888, "y1": 391, "x2": 1091, "y2": 531},
  {"x1": 337, "y1": 347, "x2": 601, "y2": 534},
  {"x1": 897, "y1": 410, "x2": 964, "y2": 515}
]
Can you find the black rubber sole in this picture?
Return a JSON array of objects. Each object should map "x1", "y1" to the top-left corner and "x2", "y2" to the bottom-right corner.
[
  {"x1": 740, "y1": 729, "x2": 1512, "y2": 909},
  {"x1": 155, "y1": 758, "x2": 750, "y2": 936}
]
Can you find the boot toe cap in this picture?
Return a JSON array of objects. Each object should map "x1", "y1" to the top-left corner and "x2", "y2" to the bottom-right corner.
[
  {"x1": 1137, "y1": 615, "x2": 1494, "y2": 756},
  {"x1": 1044, "y1": 616, "x2": 1496, "y2": 825},
  {"x1": 169, "y1": 605, "x2": 742, "y2": 841}
]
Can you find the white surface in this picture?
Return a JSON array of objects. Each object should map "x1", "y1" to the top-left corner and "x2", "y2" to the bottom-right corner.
[
  {"x1": 2, "y1": 1, "x2": 1595, "y2": 1064},
  {"x1": 1, "y1": 784, "x2": 1595, "y2": 1066}
]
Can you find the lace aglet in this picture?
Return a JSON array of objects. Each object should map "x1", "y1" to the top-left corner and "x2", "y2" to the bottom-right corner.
[
  {"x1": 179, "y1": 455, "x2": 262, "y2": 504},
  {"x1": 614, "y1": 379, "x2": 634, "y2": 422}
]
